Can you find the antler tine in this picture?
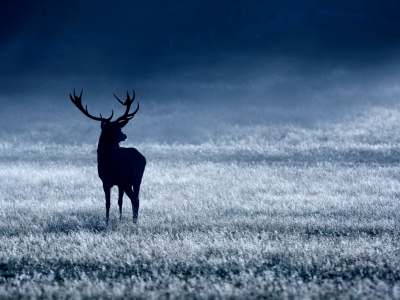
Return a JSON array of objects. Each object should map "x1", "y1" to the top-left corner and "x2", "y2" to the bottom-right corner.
[
  {"x1": 113, "y1": 94, "x2": 125, "y2": 105},
  {"x1": 118, "y1": 102, "x2": 139, "y2": 121},
  {"x1": 123, "y1": 90, "x2": 135, "y2": 111},
  {"x1": 132, "y1": 89, "x2": 135, "y2": 100},
  {"x1": 71, "y1": 89, "x2": 82, "y2": 102},
  {"x1": 100, "y1": 110, "x2": 114, "y2": 121},
  {"x1": 125, "y1": 102, "x2": 139, "y2": 119},
  {"x1": 113, "y1": 89, "x2": 139, "y2": 123},
  {"x1": 114, "y1": 90, "x2": 135, "y2": 105},
  {"x1": 69, "y1": 89, "x2": 113, "y2": 122},
  {"x1": 127, "y1": 90, "x2": 135, "y2": 102}
]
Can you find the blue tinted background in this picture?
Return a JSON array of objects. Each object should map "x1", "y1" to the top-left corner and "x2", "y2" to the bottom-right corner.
[{"x1": 1, "y1": 1, "x2": 400, "y2": 85}]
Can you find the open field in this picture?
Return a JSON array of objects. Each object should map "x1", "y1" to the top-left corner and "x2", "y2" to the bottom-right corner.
[
  {"x1": 1, "y1": 72, "x2": 400, "y2": 298},
  {"x1": 0, "y1": 100, "x2": 400, "y2": 299}
]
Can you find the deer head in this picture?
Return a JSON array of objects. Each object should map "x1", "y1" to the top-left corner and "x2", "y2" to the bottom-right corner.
[{"x1": 70, "y1": 89, "x2": 139, "y2": 147}]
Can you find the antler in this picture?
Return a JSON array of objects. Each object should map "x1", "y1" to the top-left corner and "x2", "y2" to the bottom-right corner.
[
  {"x1": 113, "y1": 90, "x2": 139, "y2": 123},
  {"x1": 70, "y1": 89, "x2": 113, "y2": 122}
]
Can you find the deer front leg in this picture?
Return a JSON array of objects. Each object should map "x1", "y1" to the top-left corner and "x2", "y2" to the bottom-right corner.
[
  {"x1": 118, "y1": 186, "x2": 124, "y2": 221},
  {"x1": 103, "y1": 184, "x2": 111, "y2": 226}
]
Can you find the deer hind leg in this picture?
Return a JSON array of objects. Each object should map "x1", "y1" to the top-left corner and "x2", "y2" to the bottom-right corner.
[
  {"x1": 125, "y1": 159, "x2": 145, "y2": 224},
  {"x1": 103, "y1": 184, "x2": 111, "y2": 226},
  {"x1": 125, "y1": 186, "x2": 139, "y2": 224},
  {"x1": 118, "y1": 186, "x2": 124, "y2": 220}
]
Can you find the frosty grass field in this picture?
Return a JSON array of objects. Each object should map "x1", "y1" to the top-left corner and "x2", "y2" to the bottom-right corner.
[{"x1": 1, "y1": 73, "x2": 400, "y2": 299}]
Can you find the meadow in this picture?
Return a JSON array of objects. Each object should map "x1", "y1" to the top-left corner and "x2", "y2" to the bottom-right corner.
[{"x1": 1, "y1": 66, "x2": 400, "y2": 299}]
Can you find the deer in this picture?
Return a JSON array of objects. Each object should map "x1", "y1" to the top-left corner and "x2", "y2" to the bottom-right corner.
[{"x1": 69, "y1": 89, "x2": 146, "y2": 225}]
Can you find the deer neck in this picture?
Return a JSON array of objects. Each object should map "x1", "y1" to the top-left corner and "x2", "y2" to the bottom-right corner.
[{"x1": 97, "y1": 133, "x2": 120, "y2": 161}]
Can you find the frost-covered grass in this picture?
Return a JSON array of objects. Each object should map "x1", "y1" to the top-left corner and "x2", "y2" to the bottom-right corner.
[
  {"x1": 1, "y1": 83, "x2": 400, "y2": 298},
  {"x1": 0, "y1": 160, "x2": 400, "y2": 299}
]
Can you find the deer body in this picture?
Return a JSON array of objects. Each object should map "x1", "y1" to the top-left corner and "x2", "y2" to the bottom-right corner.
[
  {"x1": 98, "y1": 144, "x2": 146, "y2": 223},
  {"x1": 70, "y1": 90, "x2": 146, "y2": 224}
]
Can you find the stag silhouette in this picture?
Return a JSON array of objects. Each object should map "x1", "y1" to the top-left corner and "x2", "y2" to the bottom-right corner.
[{"x1": 70, "y1": 89, "x2": 146, "y2": 224}]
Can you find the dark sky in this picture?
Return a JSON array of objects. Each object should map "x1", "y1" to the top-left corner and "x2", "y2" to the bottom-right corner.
[{"x1": 1, "y1": 0, "x2": 400, "y2": 90}]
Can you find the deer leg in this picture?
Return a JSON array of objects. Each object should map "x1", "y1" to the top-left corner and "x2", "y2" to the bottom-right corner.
[
  {"x1": 103, "y1": 185, "x2": 111, "y2": 226},
  {"x1": 118, "y1": 186, "x2": 124, "y2": 221},
  {"x1": 125, "y1": 187, "x2": 139, "y2": 224}
]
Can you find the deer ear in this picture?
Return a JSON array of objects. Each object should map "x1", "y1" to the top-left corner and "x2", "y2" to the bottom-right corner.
[{"x1": 118, "y1": 119, "x2": 130, "y2": 128}]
